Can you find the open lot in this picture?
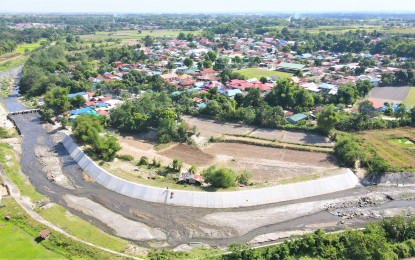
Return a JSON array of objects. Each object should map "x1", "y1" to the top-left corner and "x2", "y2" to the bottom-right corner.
[
  {"x1": 203, "y1": 143, "x2": 338, "y2": 183},
  {"x1": 251, "y1": 128, "x2": 334, "y2": 147},
  {"x1": 360, "y1": 127, "x2": 415, "y2": 172},
  {"x1": 111, "y1": 116, "x2": 338, "y2": 188},
  {"x1": 183, "y1": 115, "x2": 255, "y2": 138},
  {"x1": 183, "y1": 115, "x2": 334, "y2": 147},
  {"x1": 368, "y1": 86, "x2": 412, "y2": 104},
  {"x1": 237, "y1": 68, "x2": 292, "y2": 79}
]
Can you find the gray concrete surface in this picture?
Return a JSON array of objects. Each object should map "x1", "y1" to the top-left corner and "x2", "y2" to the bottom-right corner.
[{"x1": 63, "y1": 134, "x2": 359, "y2": 208}]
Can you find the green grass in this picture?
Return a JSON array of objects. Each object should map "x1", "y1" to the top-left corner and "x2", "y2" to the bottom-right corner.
[
  {"x1": 81, "y1": 29, "x2": 201, "y2": 42},
  {"x1": 237, "y1": 68, "x2": 292, "y2": 79},
  {"x1": 15, "y1": 39, "x2": 46, "y2": 54},
  {"x1": 361, "y1": 128, "x2": 415, "y2": 172},
  {"x1": 0, "y1": 142, "x2": 45, "y2": 202},
  {"x1": 0, "y1": 222, "x2": 64, "y2": 259},
  {"x1": 38, "y1": 205, "x2": 130, "y2": 252},
  {"x1": 404, "y1": 87, "x2": 415, "y2": 108},
  {"x1": 0, "y1": 55, "x2": 27, "y2": 73},
  {"x1": 0, "y1": 142, "x2": 132, "y2": 254}
]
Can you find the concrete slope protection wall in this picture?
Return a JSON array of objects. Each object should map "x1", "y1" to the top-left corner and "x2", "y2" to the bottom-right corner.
[{"x1": 63, "y1": 134, "x2": 359, "y2": 209}]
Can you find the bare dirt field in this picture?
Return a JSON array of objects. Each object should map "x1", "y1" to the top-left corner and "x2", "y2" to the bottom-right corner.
[
  {"x1": 183, "y1": 115, "x2": 334, "y2": 147},
  {"x1": 369, "y1": 86, "x2": 412, "y2": 104},
  {"x1": 183, "y1": 115, "x2": 254, "y2": 138},
  {"x1": 159, "y1": 144, "x2": 214, "y2": 166},
  {"x1": 251, "y1": 128, "x2": 334, "y2": 146},
  {"x1": 203, "y1": 143, "x2": 339, "y2": 183}
]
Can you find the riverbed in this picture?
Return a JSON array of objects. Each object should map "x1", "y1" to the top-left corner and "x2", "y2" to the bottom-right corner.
[{"x1": 2, "y1": 87, "x2": 415, "y2": 248}]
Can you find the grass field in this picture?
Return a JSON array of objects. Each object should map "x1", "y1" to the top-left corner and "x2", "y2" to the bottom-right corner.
[
  {"x1": 237, "y1": 68, "x2": 292, "y2": 79},
  {"x1": 0, "y1": 142, "x2": 132, "y2": 253},
  {"x1": 0, "y1": 55, "x2": 27, "y2": 73},
  {"x1": 404, "y1": 87, "x2": 415, "y2": 108},
  {"x1": 81, "y1": 29, "x2": 201, "y2": 42},
  {"x1": 38, "y1": 205, "x2": 129, "y2": 252},
  {"x1": 360, "y1": 128, "x2": 415, "y2": 172},
  {"x1": 0, "y1": 222, "x2": 63, "y2": 259},
  {"x1": 15, "y1": 39, "x2": 46, "y2": 54}
]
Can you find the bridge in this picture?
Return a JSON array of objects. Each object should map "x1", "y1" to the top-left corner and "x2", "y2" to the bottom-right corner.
[{"x1": 7, "y1": 109, "x2": 40, "y2": 116}]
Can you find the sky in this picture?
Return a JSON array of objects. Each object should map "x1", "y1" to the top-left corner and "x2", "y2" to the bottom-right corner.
[{"x1": 1, "y1": 0, "x2": 415, "y2": 14}]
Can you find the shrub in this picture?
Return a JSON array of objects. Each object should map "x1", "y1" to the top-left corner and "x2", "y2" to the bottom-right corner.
[
  {"x1": 237, "y1": 171, "x2": 252, "y2": 185},
  {"x1": 117, "y1": 154, "x2": 134, "y2": 161},
  {"x1": 189, "y1": 165, "x2": 197, "y2": 174},
  {"x1": 203, "y1": 166, "x2": 236, "y2": 188},
  {"x1": 138, "y1": 156, "x2": 149, "y2": 166},
  {"x1": 152, "y1": 157, "x2": 161, "y2": 168},
  {"x1": 171, "y1": 158, "x2": 183, "y2": 172}
]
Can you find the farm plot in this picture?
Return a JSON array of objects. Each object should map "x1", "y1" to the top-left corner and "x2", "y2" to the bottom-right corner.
[
  {"x1": 360, "y1": 127, "x2": 415, "y2": 172},
  {"x1": 369, "y1": 87, "x2": 412, "y2": 104}
]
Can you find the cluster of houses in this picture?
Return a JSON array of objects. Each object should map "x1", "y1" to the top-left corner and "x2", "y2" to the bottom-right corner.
[
  {"x1": 83, "y1": 32, "x2": 414, "y2": 124},
  {"x1": 68, "y1": 91, "x2": 123, "y2": 121}
]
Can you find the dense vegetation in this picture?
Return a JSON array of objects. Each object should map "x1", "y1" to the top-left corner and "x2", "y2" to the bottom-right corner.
[
  {"x1": 72, "y1": 115, "x2": 121, "y2": 161},
  {"x1": 109, "y1": 92, "x2": 193, "y2": 143},
  {"x1": 222, "y1": 216, "x2": 415, "y2": 260},
  {"x1": 0, "y1": 26, "x2": 61, "y2": 55},
  {"x1": 147, "y1": 216, "x2": 415, "y2": 260}
]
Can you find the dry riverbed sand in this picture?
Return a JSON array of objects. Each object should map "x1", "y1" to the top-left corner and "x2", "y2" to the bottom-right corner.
[{"x1": 63, "y1": 194, "x2": 167, "y2": 241}]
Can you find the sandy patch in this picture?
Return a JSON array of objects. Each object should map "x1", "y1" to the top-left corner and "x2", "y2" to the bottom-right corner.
[{"x1": 63, "y1": 194, "x2": 166, "y2": 241}]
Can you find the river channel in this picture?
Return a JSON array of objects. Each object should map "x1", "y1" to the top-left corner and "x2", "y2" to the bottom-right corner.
[{"x1": 3, "y1": 94, "x2": 415, "y2": 248}]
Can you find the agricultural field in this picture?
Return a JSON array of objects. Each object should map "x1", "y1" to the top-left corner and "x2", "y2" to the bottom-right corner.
[
  {"x1": 15, "y1": 39, "x2": 46, "y2": 54},
  {"x1": 368, "y1": 86, "x2": 413, "y2": 105},
  {"x1": 0, "y1": 221, "x2": 63, "y2": 259},
  {"x1": 360, "y1": 127, "x2": 415, "y2": 172},
  {"x1": 81, "y1": 29, "x2": 200, "y2": 42},
  {"x1": 237, "y1": 68, "x2": 292, "y2": 79}
]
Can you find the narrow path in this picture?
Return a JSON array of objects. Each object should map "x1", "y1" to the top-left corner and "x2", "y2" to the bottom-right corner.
[{"x1": 0, "y1": 168, "x2": 142, "y2": 260}]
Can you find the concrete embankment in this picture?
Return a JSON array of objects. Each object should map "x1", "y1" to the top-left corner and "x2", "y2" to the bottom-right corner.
[{"x1": 63, "y1": 134, "x2": 359, "y2": 209}]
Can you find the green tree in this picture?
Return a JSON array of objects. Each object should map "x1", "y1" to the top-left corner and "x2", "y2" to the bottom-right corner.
[
  {"x1": 183, "y1": 57, "x2": 193, "y2": 67},
  {"x1": 73, "y1": 115, "x2": 104, "y2": 143},
  {"x1": 69, "y1": 95, "x2": 86, "y2": 109},
  {"x1": 43, "y1": 86, "x2": 71, "y2": 115},
  {"x1": 144, "y1": 35, "x2": 154, "y2": 47},
  {"x1": 171, "y1": 159, "x2": 183, "y2": 172},
  {"x1": 203, "y1": 166, "x2": 236, "y2": 188},
  {"x1": 317, "y1": 105, "x2": 339, "y2": 135}
]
